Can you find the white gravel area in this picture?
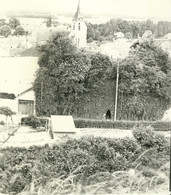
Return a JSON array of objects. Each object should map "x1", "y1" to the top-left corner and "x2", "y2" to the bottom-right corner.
[{"x1": 0, "y1": 126, "x2": 170, "y2": 148}]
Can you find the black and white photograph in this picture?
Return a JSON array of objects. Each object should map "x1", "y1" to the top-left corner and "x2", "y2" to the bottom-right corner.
[{"x1": 0, "y1": 0, "x2": 170, "y2": 194}]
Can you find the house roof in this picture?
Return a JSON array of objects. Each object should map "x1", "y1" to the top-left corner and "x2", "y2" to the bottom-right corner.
[
  {"x1": 19, "y1": 47, "x2": 38, "y2": 57},
  {"x1": 16, "y1": 87, "x2": 33, "y2": 98}
]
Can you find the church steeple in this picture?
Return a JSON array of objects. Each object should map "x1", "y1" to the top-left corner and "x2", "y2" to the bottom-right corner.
[
  {"x1": 73, "y1": 0, "x2": 82, "y2": 21},
  {"x1": 69, "y1": 0, "x2": 87, "y2": 48}
]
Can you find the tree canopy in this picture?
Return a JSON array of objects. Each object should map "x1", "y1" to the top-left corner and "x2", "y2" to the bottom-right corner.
[
  {"x1": 14, "y1": 26, "x2": 25, "y2": 35},
  {"x1": 33, "y1": 32, "x2": 112, "y2": 116},
  {"x1": 86, "y1": 19, "x2": 171, "y2": 42},
  {"x1": 111, "y1": 40, "x2": 171, "y2": 99},
  {"x1": 9, "y1": 18, "x2": 20, "y2": 29},
  {"x1": 0, "y1": 107, "x2": 16, "y2": 124},
  {"x1": 0, "y1": 25, "x2": 11, "y2": 37},
  {"x1": 33, "y1": 32, "x2": 171, "y2": 120},
  {"x1": 109, "y1": 40, "x2": 171, "y2": 120}
]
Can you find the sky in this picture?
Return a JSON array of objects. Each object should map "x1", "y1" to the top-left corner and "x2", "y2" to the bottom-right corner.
[{"x1": 0, "y1": 0, "x2": 171, "y2": 20}]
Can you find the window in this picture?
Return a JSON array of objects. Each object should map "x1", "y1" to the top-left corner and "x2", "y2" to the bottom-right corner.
[
  {"x1": 73, "y1": 24, "x2": 75, "y2": 30},
  {"x1": 18, "y1": 100, "x2": 34, "y2": 115},
  {"x1": 78, "y1": 23, "x2": 81, "y2": 31}
]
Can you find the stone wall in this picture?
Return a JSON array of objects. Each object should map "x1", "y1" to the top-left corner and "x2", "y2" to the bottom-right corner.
[{"x1": 73, "y1": 79, "x2": 170, "y2": 121}]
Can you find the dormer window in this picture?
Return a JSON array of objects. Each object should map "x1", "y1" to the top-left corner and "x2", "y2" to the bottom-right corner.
[{"x1": 78, "y1": 23, "x2": 81, "y2": 31}]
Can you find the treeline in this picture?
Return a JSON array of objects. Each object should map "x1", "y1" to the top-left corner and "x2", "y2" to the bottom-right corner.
[
  {"x1": 0, "y1": 18, "x2": 26, "y2": 37},
  {"x1": 87, "y1": 19, "x2": 171, "y2": 42},
  {"x1": 33, "y1": 32, "x2": 171, "y2": 120}
]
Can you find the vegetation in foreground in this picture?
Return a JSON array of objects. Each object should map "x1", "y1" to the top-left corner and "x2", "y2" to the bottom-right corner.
[{"x1": 0, "y1": 125, "x2": 169, "y2": 194}]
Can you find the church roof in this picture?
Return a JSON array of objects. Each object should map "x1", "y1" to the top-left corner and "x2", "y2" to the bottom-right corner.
[{"x1": 73, "y1": 0, "x2": 83, "y2": 21}]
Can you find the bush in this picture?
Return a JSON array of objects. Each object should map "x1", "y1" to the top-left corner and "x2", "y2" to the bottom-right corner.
[
  {"x1": 21, "y1": 115, "x2": 48, "y2": 129},
  {"x1": 0, "y1": 121, "x2": 5, "y2": 125},
  {"x1": 132, "y1": 125, "x2": 169, "y2": 151},
  {"x1": 14, "y1": 25, "x2": 25, "y2": 35},
  {"x1": 0, "y1": 92, "x2": 15, "y2": 99},
  {"x1": 21, "y1": 115, "x2": 41, "y2": 129},
  {"x1": 0, "y1": 25, "x2": 11, "y2": 37},
  {"x1": 0, "y1": 107, "x2": 15, "y2": 116},
  {"x1": 74, "y1": 118, "x2": 171, "y2": 131},
  {"x1": 132, "y1": 125, "x2": 156, "y2": 148},
  {"x1": 0, "y1": 134, "x2": 169, "y2": 194}
]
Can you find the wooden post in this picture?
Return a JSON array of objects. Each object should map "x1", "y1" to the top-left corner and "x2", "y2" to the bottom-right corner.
[{"x1": 114, "y1": 60, "x2": 119, "y2": 121}]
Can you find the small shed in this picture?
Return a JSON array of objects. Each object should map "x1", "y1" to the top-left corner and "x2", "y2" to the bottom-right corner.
[{"x1": 16, "y1": 88, "x2": 35, "y2": 115}]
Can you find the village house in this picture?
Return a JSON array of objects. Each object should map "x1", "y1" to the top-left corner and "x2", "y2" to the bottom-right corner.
[
  {"x1": 0, "y1": 0, "x2": 170, "y2": 123},
  {"x1": 0, "y1": 57, "x2": 38, "y2": 123}
]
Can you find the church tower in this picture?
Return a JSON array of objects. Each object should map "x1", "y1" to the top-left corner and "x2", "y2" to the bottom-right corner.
[{"x1": 69, "y1": 0, "x2": 87, "y2": 48}]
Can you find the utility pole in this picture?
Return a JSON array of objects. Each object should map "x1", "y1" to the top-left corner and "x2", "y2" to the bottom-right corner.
[
  {"x1": 114, "y1": 59, "x2": 119, "y2": 121},
  {"x1": 170, "y1": 128, "x2": 171, "y2": 192},
  {"x1": 40, "y1": 81, "x2": 43, "y2": 112}
]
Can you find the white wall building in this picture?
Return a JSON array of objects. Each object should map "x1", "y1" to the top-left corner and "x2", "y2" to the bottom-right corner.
[
  {"x1": 69, "y1": 0, "x2": 87, "y2": 48},
  {"x1": 0, "y1": 57, "x2": 39, "y2": 118}
]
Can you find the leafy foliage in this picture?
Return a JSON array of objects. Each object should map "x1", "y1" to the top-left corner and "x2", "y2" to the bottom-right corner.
[
  {"x1": 87, "y1": 18, "x2": 171, "y2": 41},
  {"x1": 109, "y1": 39, "x2": 171, "y2": 120},
  {"x1": 112, "y1": 40, "x2": 171, "y2": 99},
  {"x1": 8, "y1": 17, "x2": 20, "y2": 29},
  {"x1": 0, "y1": 25, "x2": 11, "y2": 37},
  {"x1": 14, "y1": 25, "x2": 25, "y2": 35},
  {"x1": 46, "y1": 16, "x2": 52, "y2": 27},
  {"x1": 21, "y1": 115, "x2": 48, "y2": 129},
  {"x1": 0, "y1": 121, "x2": 5, "y2": 125},
  {"x1": 0, "y1": 127, "x2": 169, "y2": 194},
  {"x1": 21, "y1": 115, "x2": 41, "y2": 129},
  {"x1": 0, "y1": 92, "x2": 15, "y2": 99},
  {"x1": 0, "y1": 107, "x2": 15, "y2": 124},
  {"x1": 74, "y1": 118, "x2": 171, "y2": 131},
  {"x1": 33, "y1": 31, "x2": 112, "y2": 116},
  {"x1": 132, "y1": 125, "x2": 169, "y2": 151},
  {"x1": 0, "y1": 107, "x2": 15, "y2": 117}
]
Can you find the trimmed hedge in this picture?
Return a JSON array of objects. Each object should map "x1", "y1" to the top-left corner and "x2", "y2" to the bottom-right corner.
[
  {"x1": 0, "y1": 92, "x2": 15, "y2": 99},
  {"x1": 74, "y1": 118, "x2": 171, "y2": 131},
  {"x1": 21, "y1": 116, "x2": 171, "y2": 131}
]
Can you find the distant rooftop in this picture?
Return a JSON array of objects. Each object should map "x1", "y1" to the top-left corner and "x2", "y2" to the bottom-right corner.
[{"x1": 19, "y1": 47, "x2": 39, "y2": 57}]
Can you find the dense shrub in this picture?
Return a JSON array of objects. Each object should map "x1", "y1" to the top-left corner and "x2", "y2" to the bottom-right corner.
[
  {"x1": 0, "y1": 92, "x2": 15, "y2": 99},
  {"x1": 0, "y1": 121, "x2": 5, "y2": 125},
  {"x1": 21, "y1": 115, "x2": 48, "y2": 129},
  {"x1": 74, "y1": 118, "x2": 171, "y2": 131},
  {"x1": 132, "y1": 125, "x2": 156, "y2": 148},
  {"x1": 0, "y1": 107, "x2": 15, "y2": 117},
  {"x1": 21, "y1": 115, "x2": 41, "y2": 129},
  {"x1": 0, "y1": 130, "x2": 169, "y2": 194},
  {"x1": 132, "y1": 125, "x2": 169, "y2": 151}
]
